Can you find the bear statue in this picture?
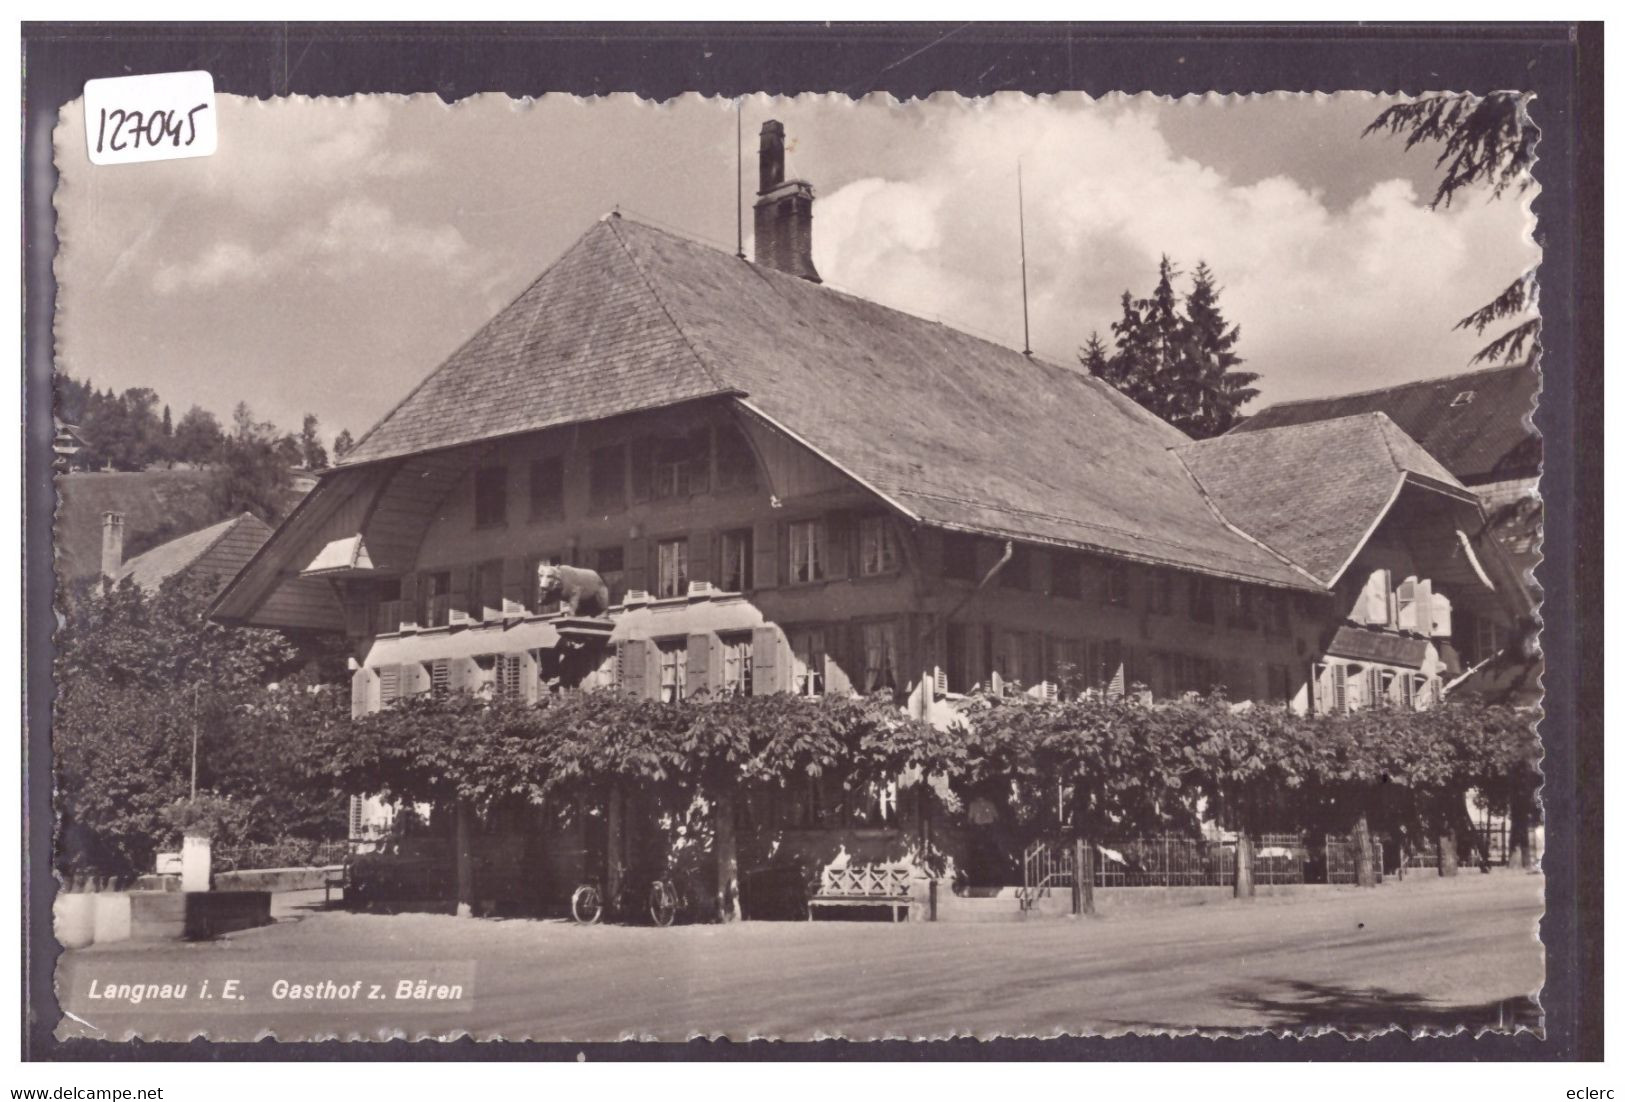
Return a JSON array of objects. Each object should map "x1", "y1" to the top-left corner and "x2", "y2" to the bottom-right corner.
[{"x1": 535, "y1": 562, "x2": 611, "y2": 618}]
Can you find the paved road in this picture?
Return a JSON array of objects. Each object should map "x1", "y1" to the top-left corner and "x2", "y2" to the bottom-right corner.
[{"x1": 56, "y1": 871, "x2": 1544, "y2": 1042}]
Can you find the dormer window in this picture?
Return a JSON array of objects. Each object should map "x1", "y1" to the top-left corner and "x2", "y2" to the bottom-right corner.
[{"x1": 1450, "y1": 390, "x2": 1475, "y2": 407}]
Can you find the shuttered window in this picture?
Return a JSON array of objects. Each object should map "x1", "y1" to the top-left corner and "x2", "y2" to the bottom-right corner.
[
  {"x1": 861, "y1": 621, "x2": 900, "y2": 694},
  {"x1": 473, "y1": 466, "x2": 508, "y2": 528},
  {"x1": 859, "y1": 516, "x2": 898, "y2": 576},
  {"x1": 719, "y1": 529, "x2": 752, "y2": 592},
  {"x1": 430, "y1": 659, "x2": 450, "y2": 700},
  {"x1": 496, "y1": 654, "x2": 524, "y2": 700},
  {"x1": 790, "y1": 628, "x2": 827, "y2": 697},
  {"x1": 721, "y1": 633, "x2": 754, "y2": 696},
  {"x1": 529, "y1": 455, "x2": 564, "y2": 520},
  {"x1": 657, "y1": 639, "x2": 687, "y2": 702},
  {"x1": 589, "y1": 443, "x2": 626, "y2": 512},
  {"x1": 1396, "y1": 577, "x2": 1419, "y2": 631},
  {"x1": 788, "y1": 520, "x2": 825, "y2": 584},
  {"x1": 348, "y1": 796, "x2": 365, "y2": 840},
  {"x1": 420, "y1": 570, "x2": 451, "y2": 628},
  {"x1": 656, "y1": 539, "x2": 689, "y2": 599}
]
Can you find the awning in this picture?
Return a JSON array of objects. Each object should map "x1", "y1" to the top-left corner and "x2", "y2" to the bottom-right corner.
[
  {"x1": 1325, "y1": 625, "x2": 1428, "y2": 669},
  {"x1": 302, "y1": 534, "x2": 375, "y2": 577}
]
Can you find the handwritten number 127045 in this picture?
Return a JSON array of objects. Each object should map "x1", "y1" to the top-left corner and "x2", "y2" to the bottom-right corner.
[{"x1": 95, "y1": 103, "x2": 211, "y2": 154}]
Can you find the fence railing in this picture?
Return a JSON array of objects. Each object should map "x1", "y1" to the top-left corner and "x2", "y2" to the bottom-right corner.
[
  {"x1": 211, "y1": 839, "x2": 350, "y2": 872},
  {"x1": 1020, "y1": 834, "x2": 1314, "y2": 890}
]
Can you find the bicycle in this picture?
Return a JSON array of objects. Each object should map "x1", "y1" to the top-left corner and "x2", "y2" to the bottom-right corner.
[{"x1": 570, "y1": 872, "x2": 686, "y2": 926}]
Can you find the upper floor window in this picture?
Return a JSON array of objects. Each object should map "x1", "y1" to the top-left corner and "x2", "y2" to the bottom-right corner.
[
  {"x1": 788, "y1": 519, "x2": 826, "y2": 584},
  {"x1": 594, "y1": 546, "x2": 626, "y2": 606},
  {"x1": 528, "y1": 456, "x2": 564, "y2": 520},
  {"x1": 1266, "y1": 590, "x2": 1291, "y2": 636},
  {"x1": 1189, "y1": 576, "x2": 1216, "y2": 624},
  {"x1": 790, "y1": 627, "x2": 827, "y2": 697},
  {"x1": 714, "y1": 423, "x2": 758, "y2": 492},
  {"x1": 420, "y1": 570, "x2": 452, "y2": 628},
  {"x1": 1102, "y1": 561, "x2": 1129, "y2": 607},
  {"x1": 942, "y1": 532, "x2": 979, "y2": 582},
  {"x1": 656, "y1": 538, "x2": 689, "y2": 599},
  {"x1": 721, "y1": 632, "x2": 754, "y2": 696},
  {"x1": 720, "y1": 528, "x2": 753, "y2": 592},
  {"x1": 1227, "y1": 584, "x2": 1258, "y2": 630},
  {"x1": 656, "y1": 638, "x2": 688, "y2": 703},
  {"x1": 861, "y1": 621, "x2": 900, "y2": 694},
  {"x1": 1051, "y1": 552, "x2": 1084, "y2": 600},
  {"x1": 651, "y1": 429, "x2": 710, "y2": 500},
  {"x1": 1360, "y1": 568, "x2": 1393, "y2": 626},
  {"x1": 473, "y1": 467, "x2": 507, "y2": 528},
  {"x1": 475, "y1": 559, "x2": 504, "y2": 619},
  {"x1": 588, "y1": 444, "x2": 626, "y2": 512},
  {"x1": 1000, "y1": 545, "x2": 1033, "y2": 590},
  {"x1": 371, "y1": 578, "x2": 402, "y2": 635},
  {"x1": 1149, "y1": 570, "x2": 1175, "y2": 614},
  {"x1": 859, "y1": 516, "x2": 899, "y2": 576}
]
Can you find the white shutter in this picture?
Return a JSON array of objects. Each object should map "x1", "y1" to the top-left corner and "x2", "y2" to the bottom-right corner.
[
  {"x1": 1415, "y1": 579, "x2": 1434, "y2": 637},
  {"x1": 379, "y1": 665, "x2": 401, "y2": 706},
  {"x1": 348, "y1": 795, "x2": 365, "y2": 840},
  {"x1": 1365, "y1": 569, "x2": 1391, "y2": 625},
  {"x1": 1396, "y1": 577, "x2": 1418, "y2": 632},
  {"x1": 1331, "y1": 664, "x2": 1348, "y2": 714},
  {"x1": 1430, "y1": 592, "x2": 1453, "y2": 638}
]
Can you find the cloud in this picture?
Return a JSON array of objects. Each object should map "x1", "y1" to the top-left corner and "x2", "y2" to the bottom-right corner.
[
  {"x1": 811, "y1": 96, "x2": 1539, "y2": 403},
  {"x1": 152, "y1": 197, "x2": 478, "y2": 295}
]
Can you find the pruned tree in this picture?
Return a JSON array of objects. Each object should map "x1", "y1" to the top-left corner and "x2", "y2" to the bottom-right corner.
[{"x1": 1364, "y1": 91, "x2": 1539, "y2": 364}]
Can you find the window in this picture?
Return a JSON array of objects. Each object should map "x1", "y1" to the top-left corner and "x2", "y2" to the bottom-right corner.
[
  {"x1": 372, "y1": 578, "x2": 402, "y2": 635},
  {"x1": 528, "y1": 456, "x2": 564, "y2": 520},
  {"x1": 430, "y1": 658, "x2": 451, "y2": 700},
  {"x1": 379, "y1": 665, "x2": 401, "y2": 706},
  {"x1": 721, "y1": 633, "x2": 754, "y2": 696},
  {"x1": 595, "y1": 546, "x2": 626, "y2": 605},
  {"x1": 946, "y1": 621, "x2": 971, "y2": 694},
  {"x1": 1149, "y1": 570, "x2": 1174, "y2": 614},
  {"x1": 859, "y1": 516, "x2": 899, "y2": 576},
  {"x1": 790, "y1": 628, "x2": 827, "y2": 697},
  {"x1": 943, "y1": 532, "x2": 979, "y2": 582},
  {"x1": 420, "y1": 570, "x2": 451, "y2": 628},
  {"x1": 861, "y1": 621, "x2": 900, "y2": 694},
  {"x1": 1051, "y1": 553, "x2": 1083, "y2": 600},
  {"x1": 475, "y1": 559, "x2": 503, "y2": 619},
  {"x1": 1361, "y1": 569, "x2": 1393, "y2": 626},
  {"x1": 1103, "y1": 562, "x2": 1129, "y2": 607},
  {"x1": 656, "y1": 539, "x2": 689, "y2": 599},
  {"x1": 1189, "y1": 576, "x2": 1216, "y2": 624},
  {"x1": 588, "y1": 444, "x2": 626, "y2": 512},
  {"x1": 1227, "y1": 584, "x2": 1259, "y2": 630},
  {"x1": 714, "y1": 423, "x2": 758, "y2": 491},
  {"x1": 719, "y1": 529, "x2": 753, "y2": 591},
  {"x1": 788, "y1": 519, "x2": 825, "y2": 584},
  {"x1": 1397, "y1": 577, "x2": 1420, "y2": 631},
  {"x1": 1267, "y1": 590, "x2": 1291, "y2": 636},
  {"x1": 473, "y1": 467, "x2": 507, "y2": 528},
  {"x1": 1267, "y1": 663, "x2": 1293, "y2": 704},
  {"x1": 1450, "y1": 390, "x2": 1476, "y2": 407},
  {"x1": 651, "y1": 429, "x2": 710, "y2": 499},
  {"x1": 657, "y1": 639, "x2": 688, "y2": 703},
  {"x1": 1001, "y1": 546, "x2": 1032, "y2": 590}
]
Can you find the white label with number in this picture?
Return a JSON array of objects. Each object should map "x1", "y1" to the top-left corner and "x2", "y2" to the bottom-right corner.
[{"x1": 84, "y1": 70, "x2": 217, "y2": 166}]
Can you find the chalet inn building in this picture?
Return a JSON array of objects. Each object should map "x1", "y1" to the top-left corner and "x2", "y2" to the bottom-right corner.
[{"x1": 212, "y1": 123, "x2": 1534, "y2": 910}]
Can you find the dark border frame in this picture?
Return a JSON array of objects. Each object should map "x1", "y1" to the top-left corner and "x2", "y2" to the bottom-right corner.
[{"x1": 21, "y1": 21, "x2": 1603, "y2": 1062}]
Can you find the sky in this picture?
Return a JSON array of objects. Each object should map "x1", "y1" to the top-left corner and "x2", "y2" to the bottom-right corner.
[{"x1": 53, "y1": 91, "x2": 1540, "y2": 446}]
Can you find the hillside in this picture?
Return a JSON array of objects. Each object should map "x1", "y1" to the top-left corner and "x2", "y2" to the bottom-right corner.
[{"x1": 54, "y1": 469, "x2": 309, "y2": 585}]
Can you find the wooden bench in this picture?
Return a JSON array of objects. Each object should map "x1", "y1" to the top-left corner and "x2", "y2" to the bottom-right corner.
[{"x1": 807, "y1": 864, "x2": 913, "y2": 922}]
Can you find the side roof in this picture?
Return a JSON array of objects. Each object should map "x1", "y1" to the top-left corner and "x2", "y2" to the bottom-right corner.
[
  {"x1": 1176, "y1": 412, "x2": 1477, "y2": 585},
  {"x1": 1231, "y1": 360, "x2": 1539, "y2": 484},
  {"x1": 340, "y1": 216, "x2": 1313, "y2": 589},
  {"x1": 118, "y1": 512, "x2": 273, "y2": 594}
]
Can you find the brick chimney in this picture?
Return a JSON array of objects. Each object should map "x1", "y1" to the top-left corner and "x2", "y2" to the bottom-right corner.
[
  {"x1": 753, "y1": 121, "x2": 821, "y2": 283},
  {"x1": 100, "y1": 511, "x2": 124, "y2": 582}
]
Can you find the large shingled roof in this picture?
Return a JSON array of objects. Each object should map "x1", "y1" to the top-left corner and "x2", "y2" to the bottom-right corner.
[
  {"x1": 344, "y1": 216, "x2": 1314, "y2": 589},
  {"x1": 1230, "y1": 361, "x2": 1539, "y2": 485},
  {"x1": 1176, "y1": 413, "x2": 1472, "y2": 584}
]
